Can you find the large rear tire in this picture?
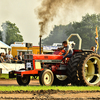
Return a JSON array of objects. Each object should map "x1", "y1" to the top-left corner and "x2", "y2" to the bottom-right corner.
[
  {"x1": 67, "y1": 53, "x2": 86, "y2": 85},
  {"x1": 39, "y1": 69, "x2": 54, "y2": 86},
  {"x1": 67, "y1": 52, "x2": 100, "y2": 86},
  {"x1": 78, "y1": 53, "x2": 100, "y2": 86},
  {"x1": 17, "y1": 75, "x2": 30, "y2": 86}
]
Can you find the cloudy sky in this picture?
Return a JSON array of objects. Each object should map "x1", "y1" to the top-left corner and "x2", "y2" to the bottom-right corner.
[
  {"x1": 0, "y1": 0, "x2": 100, "y2": 46},
  {"x1": 0, "y1": 0, "x2": 41, "y2": 45}
]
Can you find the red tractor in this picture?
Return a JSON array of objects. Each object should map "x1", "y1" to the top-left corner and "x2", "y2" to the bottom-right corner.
[{"x1": 9, "y1": 34, "x2": 100, "y2": 86}]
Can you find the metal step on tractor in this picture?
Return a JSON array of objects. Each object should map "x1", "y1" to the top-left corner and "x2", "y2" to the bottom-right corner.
[{"x1": 9, "y1": 34, "x2": 100, "y2": 86}]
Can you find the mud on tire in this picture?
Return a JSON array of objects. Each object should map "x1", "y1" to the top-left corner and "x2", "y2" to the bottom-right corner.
[
  {"x1": 67, "y1": 52, "x2": 100, "y2": 86},
  {"x1": 67, "y1": 52, "x2": 86, "y2": 85},
  {"x1": 78, "y1": 53, "x2": 100, "y2": 86}
]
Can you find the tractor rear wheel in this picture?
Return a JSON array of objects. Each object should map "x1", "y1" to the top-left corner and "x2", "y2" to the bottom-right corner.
[
  {"x1": 17, "y1": 75, "x2": 30, "y2": 86},
  {"x1": 53, "y1": 75, "x2": 70, "y2": 86},
  {"x1": 39, "y1": 69, "x2": 54, "y2": 86},
  {"x1": 67, "y1": 52, "x2": 100, "y2": 86},
  {"x1": 67, "y1": 53, "x2": 86, "y2": 85},
  {"x1": 78, "y1": 53, "x2": 100, "y2": 86}
]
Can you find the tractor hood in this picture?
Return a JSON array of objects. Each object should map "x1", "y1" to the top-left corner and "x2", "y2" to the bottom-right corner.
[{"x1": 33, "y1": 54, "x2": 63, "y2": 60}]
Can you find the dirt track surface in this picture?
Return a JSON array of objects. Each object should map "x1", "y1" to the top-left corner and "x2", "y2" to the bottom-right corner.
[
  {"x1": 0, "y1": 80, "x2": 100, "y2": 99},
  {"x1": 0, "y1": 90, "x2": 100, "y2": 100},
  {"x1": 0, "y1": 79, "x2": 40, "y2": 86}
]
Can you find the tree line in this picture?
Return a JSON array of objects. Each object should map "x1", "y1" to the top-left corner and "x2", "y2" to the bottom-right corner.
[
  {"x1": 42, "y1": 13, "x2": 100, "y2": 50},
  {"x1": 0, "y1": 21, "x2": 23, "y2": 45}
]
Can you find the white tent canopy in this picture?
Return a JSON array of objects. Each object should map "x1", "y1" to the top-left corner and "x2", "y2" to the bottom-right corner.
[{"x1": 0, "y1": 41, "x2": 11, "y2": 53}]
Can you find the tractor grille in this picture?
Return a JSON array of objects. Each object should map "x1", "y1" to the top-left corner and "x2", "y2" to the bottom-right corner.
[{"x1": 25, "y1": 60, "x2": 33, "y2": 70}]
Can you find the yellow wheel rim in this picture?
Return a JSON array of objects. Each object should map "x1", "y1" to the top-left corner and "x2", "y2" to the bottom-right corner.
[
  {"x1": 44, "y1": 72, "x2": 52, "y2": 85},
  {"x1": 84, "y1": 56, "x2": 100, "y2": 85}
]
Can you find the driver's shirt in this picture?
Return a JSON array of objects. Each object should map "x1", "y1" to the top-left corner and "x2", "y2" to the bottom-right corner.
[{"x1": 63, "y1": 45, "x2": 73, "y2": 55}]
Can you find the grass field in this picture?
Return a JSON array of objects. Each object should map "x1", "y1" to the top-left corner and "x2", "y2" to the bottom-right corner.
[
  {"x1": 0, "y1": 74, "x2": 9, "y2": 79},
  {"x1": 0, "y1": 74, "x2": 100, "y2": 91},
  {"x1": 0, "y1": 86, "x2": 100, "y2": 91}
]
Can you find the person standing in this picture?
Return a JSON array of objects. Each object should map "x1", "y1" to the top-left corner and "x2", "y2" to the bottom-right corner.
[
  {"x1": 13, "y1": 55, "x2": 19, "y2": 63},
  {"x1": 18, "y1": 52, "x2": 23, "y2": 63},
  {"x1": 91, "y1": 46, "x2": 95, "y2": 52},
  {"x1": 0, "y1": 53, "x2": 5, "y2": 63},
  {"x1": 6, "y1": 51, "x2": 13, "y2": 63}
]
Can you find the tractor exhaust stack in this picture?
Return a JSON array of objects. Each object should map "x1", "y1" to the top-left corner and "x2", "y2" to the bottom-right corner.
[{"x1": 39, "y1": 35, "x2": 42, "y2": 54}]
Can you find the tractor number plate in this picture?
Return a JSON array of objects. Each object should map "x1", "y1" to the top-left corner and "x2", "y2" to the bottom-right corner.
[{"x1": 26, "y1": 62, "x2": 31, "y2": 68}]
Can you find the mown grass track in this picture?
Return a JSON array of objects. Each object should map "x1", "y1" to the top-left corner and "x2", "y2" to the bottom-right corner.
[
  {"x1": 0, "y1": 74, "x2": 100, "y2": 92},
  {"x1": 0, "y1": 86, "x2": 100, "y2": 91}
]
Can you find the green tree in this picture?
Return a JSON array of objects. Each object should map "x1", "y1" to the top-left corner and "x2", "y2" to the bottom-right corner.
[
  {"x1": 66, "y1": 14, "x2": 100, "y2": 49},
  {"x1": 1, "y1": 21, "x2": 24, "y2": 45},
  {"x1": 41, "y1": 24, "x2": 70, "y2": 45},
  {"x1": 0, "y1": 31, "x2": 2, "y2": 41},
  {"x1": 41, "y1": 13, "x2": 100, "y2": 50}
]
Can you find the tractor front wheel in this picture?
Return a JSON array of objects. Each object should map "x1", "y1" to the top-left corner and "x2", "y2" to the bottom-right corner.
[
  {"x1": 17, "y1": 75, "x2": 30, "y2": 86},
  {"x1": 39, "y1": 69, "x2": 54, "y2": 86}
]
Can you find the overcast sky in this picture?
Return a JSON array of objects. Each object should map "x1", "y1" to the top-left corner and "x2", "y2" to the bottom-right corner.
[
  {"x1": 0, "y1": 0, "x2": 99, "y2": 46},
  {"x1": 0, "y1": 0, "x2": 42, "y2": 45}
]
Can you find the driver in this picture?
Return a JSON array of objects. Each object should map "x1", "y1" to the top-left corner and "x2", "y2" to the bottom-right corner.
[{"x1": 59, "y1": 41, "x2": 73, "y2": 59}]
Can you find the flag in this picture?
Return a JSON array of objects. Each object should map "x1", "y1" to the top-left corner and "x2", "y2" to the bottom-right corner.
[{"x1": 95, "y1": 27, "x2": 99, "y2": 53}]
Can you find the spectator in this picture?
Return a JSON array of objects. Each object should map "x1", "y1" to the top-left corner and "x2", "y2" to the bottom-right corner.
[
  {"x1": 91, "y1": 46, "x2": 95, "y2": 52},
  {"x1": 0, "y1": 53, "x2": 5, "y2": 63},
  {"x1": 22, "y1": 55, "x2": 24, "y2": 61},
  {"x1": 18, "y1": 52, "x2": 23, "y2": 63},
  {"x1": 6, "y1": 51, "x2": 13, "y2": 63},
  {"x1": 2, "y1": 53, "x2": 6, "y2": 60},
  {"x1": 18, "y1": 52, "x2": 22, "y2": 61},
  {"x1": 13, "y1": 55, "x2": 18, "y2": 63}
]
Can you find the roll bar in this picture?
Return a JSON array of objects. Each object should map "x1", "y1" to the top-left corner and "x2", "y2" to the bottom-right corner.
[{"x1": 67, "y1": 34, "x2": 82, "y2": 50}]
